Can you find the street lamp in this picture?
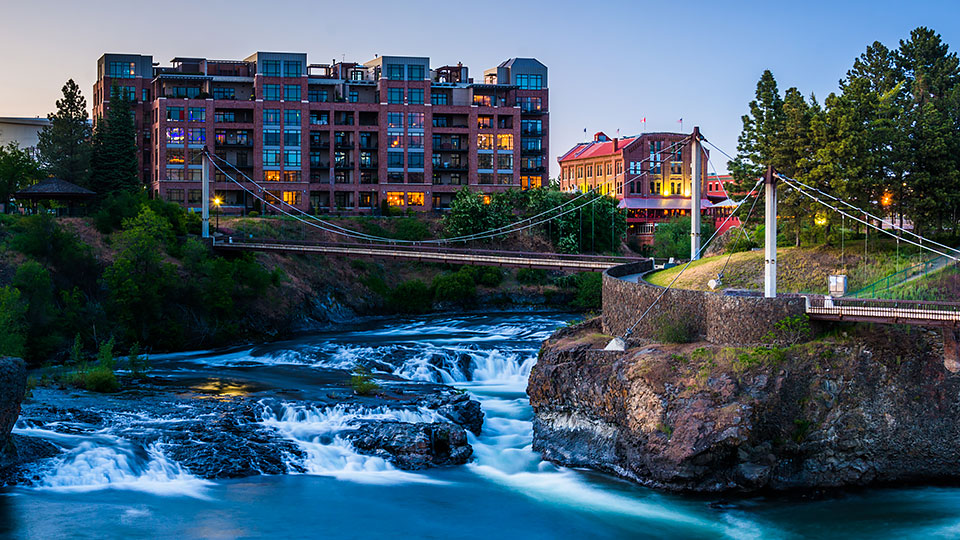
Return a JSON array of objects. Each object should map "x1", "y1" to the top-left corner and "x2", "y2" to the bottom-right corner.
[{"x1": 213, "y1": 196, "x2": 222, "y2": 232}]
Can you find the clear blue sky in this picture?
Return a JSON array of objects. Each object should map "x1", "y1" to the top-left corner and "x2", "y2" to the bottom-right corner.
[{"x1": 1, "y1": 0, "x2": 957, "y2": 176}]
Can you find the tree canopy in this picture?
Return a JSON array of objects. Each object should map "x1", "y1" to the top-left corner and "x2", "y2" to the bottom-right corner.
[{"x1": 36, "y1": 79, "x2": 91, "y2": 187}]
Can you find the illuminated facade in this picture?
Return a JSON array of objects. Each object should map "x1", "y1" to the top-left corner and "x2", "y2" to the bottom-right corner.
[
  {"x1": 93, "y1": 53, "x2": 549, "y2": 213},
  {"x1": 558, "y1": 131, "x2": 725, "y2": 242}
]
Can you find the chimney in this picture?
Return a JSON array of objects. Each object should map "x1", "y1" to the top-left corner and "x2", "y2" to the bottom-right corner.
[{"x1": 613, "y1": 137, "x2": 619, "y2": 151}]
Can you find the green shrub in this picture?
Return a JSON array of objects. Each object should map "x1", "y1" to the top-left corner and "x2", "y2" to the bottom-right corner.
[
  {"x1": 478, "y1": 267, "x2": 504, "y2": 287},
  {"x1": 388, "y1": 280, "x2": 433, "y2": 313},
  {"x1": 433, "y1": 272, "x2": 477, "y2": 304},
  {"x1": 350, "y1": 366, "x2": 380, "y2": 396},
  {"x1": 763, "y1": 314, "x2": 811, "y2": 346},
  {"x1": 127, "y1": 342, "x2": 149, "y2": 378},
  {"x1": 393, "y1": 218, "x2": 429, "y2": 241},
  {"x1": 516, "y1": 268, "x2": 548, "y2": 285},
  {"x1": 247, "y1": 211, "x2": 260, "y2": 218},
  {"x1": 84, "y1": 365, "x2": 119, "y2": 393},
  {"x1": 571, "y1": 273, "x2": 602, "y2": 311}
]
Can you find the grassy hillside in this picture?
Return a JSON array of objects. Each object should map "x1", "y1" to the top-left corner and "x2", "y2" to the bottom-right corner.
[{"x1": 646, "y1": 245, "x2": 931, "y2": 295}]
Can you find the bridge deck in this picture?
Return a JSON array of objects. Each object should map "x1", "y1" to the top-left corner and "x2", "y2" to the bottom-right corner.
[
  {"x1": 804, "y1": 297, "x2": 960, "y2": 328},
  {"x1": 212, "y1": 239, "x2": 649, "y2": 272}
]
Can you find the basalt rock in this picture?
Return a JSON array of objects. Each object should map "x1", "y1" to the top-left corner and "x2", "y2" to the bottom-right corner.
[
  {"x1": 0, "y1": 357, "x2": 26, "y2": 438},
  {"x1": 418, "y1": 391, "x2": 484, "y2": 435},
  {"x1": 528, "y1": 321, "x2": 960, "y2": 493},
  {"x1": 0, "y1": 435, "x2": 61, "y2": 486},
  {"x1": 344, "y1": 421, "x2": 472, "y2": 469}
]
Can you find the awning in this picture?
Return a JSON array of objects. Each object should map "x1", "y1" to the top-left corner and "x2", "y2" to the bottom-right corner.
[
  {"x1": 618, "y1": 197, "x2": 713, "y2": 210},
  {"x1": 710, "y1": 197, "x2": 739, "y2": 207}
]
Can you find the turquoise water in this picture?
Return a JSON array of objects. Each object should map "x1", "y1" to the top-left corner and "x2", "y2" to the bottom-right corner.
[{"x1": 3, "y1": 313, "x2": 960, "y2": 539}]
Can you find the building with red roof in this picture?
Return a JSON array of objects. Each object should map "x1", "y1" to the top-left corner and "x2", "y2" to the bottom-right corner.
[{"x1": 557, "y1": 131, "x2": 738, "y2": 244}]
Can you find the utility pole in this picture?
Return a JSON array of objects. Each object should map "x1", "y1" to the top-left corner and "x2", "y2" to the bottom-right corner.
[
  {"x1": 764, "y1": 165, "x2": 777, "y2": 298},
  {"x1": 201, "y1": 150, "x2": 210, "y2": 239},
  {"x1": 690, "y1": 126, "x2": 703, "y2": 260}
]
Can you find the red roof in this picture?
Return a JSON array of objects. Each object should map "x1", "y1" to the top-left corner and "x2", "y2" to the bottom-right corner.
[{"x1": 558, "y1": 136, "x2": 638, "y2": 163}]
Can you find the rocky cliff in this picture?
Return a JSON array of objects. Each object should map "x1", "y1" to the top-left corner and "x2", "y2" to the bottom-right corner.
[
  {"x1": 0, "y1": 357, "x2": 25, "y2": 439},
  {"x1": 528, "y1": 319, "x2": 960, "y2": 493}
]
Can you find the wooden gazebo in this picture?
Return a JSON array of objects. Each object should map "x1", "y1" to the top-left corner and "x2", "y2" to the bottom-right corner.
[{"x1": 15, "y1": 178, "x2": 96, "y2": 215}]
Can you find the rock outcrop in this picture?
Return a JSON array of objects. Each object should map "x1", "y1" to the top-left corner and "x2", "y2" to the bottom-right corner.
[
  {"x1": 0, "y1": 357, "x2": 26, "y2": 438},
  {"x1": 345, "y1": 421, "x2": 472, "y2": 469},
  {"x1": 529, "y1": 320, "x2": 960, "y2": 493}
]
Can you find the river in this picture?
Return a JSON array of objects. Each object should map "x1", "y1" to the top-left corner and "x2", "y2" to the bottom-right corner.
[{"x1": 2, "y1": 312, "x2": 960, "y2": 539}]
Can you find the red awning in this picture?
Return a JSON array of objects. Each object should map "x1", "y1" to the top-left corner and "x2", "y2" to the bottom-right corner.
[{"x1": 618, "y1": 197, "x2": 713, "y2": 210}]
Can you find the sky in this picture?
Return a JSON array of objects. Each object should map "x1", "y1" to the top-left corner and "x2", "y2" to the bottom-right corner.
[{"x1": 1, "y1": 0, "x2": 958, "y2": 177}]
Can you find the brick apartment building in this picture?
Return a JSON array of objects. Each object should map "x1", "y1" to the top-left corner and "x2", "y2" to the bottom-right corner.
[
  {"x1": 558, "y1": 132, "x2": 738, "y2": 242},
  {"x1": 93, "y1": 52, "x2": 548, "y2": 214}
]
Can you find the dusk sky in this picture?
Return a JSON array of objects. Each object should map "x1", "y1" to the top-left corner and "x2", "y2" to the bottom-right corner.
[{"x1": 1, "y1": 0, "x2": 958, "y2": 176}]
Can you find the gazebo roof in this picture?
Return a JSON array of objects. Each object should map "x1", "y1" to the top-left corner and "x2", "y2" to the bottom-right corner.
[{"x1": 15, "y1": 178, "x2": 96, "y2": 200}]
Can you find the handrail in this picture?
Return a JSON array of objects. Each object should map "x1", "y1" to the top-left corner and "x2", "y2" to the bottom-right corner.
[{"x1": 847, "y1": 249, "x2": 958, "y2": 299}]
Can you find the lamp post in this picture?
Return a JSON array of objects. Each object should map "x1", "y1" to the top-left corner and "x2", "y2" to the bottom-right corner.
[{"x1": 213, "y1": 196, "x2": 222, "y2": 233}]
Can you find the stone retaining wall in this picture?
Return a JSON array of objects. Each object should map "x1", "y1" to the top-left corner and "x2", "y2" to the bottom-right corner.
[{"x1": 602, "y1": 263, "x2": 807, "y2": 346}]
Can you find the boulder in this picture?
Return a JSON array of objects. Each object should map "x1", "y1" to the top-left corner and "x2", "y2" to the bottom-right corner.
[
  {"x1": 345, "y1": 421, "x2": 472, "y2": 469},
  {"x1": 418, "y1": 391, "x2": 484, "y2": 435},
  {"x1": 529, "y1": 321, "x2": 960, "y2": 493},
  {"x1": 0, "y1": 357, "x2": 26, "y2": 438}
]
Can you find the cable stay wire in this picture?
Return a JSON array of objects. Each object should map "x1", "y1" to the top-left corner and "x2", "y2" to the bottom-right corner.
[
  {"x1": 775, "y1": 173, "x2": 960, "y2": 262},
  {"x1": 699, "y1": 138, "x2": 960, "y2": 257},
  {"x1": 620, "y1": 178, "x2": 765, "y2": 339},
  {"x1": 205, "y1": 136, "x2": 691, "y2": 245}
]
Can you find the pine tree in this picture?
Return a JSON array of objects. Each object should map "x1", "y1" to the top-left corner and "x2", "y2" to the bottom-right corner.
[
  {"x1": 90, "y1": 88, "x2": 141, "y2": 196},
  {"x1": 36, "y1": 79, "x2": 91, "y2": 186},
  {"x1": 728, "y1": 70, "x2": 785, "y2": 194}
]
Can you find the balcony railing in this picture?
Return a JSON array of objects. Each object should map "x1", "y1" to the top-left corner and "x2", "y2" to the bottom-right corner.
[
  {"x1": 433, "y1": 163, "x2": 468, "y2": 171},
  {"x1": 335, "y1": 161, "x2": 354, "y2": 169},
  {"x1": 521, "y1": 129, "x2": 543, "y2": 136},
  {"x1": 360, "y1": 161, "x2": 378, "y2": 169},
  {"x1": 335, "y1": 141, "x2": 353, "y2": 149},
  {"x1": 521, "y1": 148, "x2": 543, "y2": 156},
  {"x1": 436, "y1": 143, "x2": 465, "y2": 151}
]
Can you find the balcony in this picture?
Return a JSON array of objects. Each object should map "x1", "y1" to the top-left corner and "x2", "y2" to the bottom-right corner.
[
  {"x1": 521, "y1": 166, "x2": 546, "y2": 174},
  {"x1": 215, "y1": 139, "x2": 253, "y2": 147},
  {"x1": 521, "y1": 108, "x2": 547, "y2": 115},
  {"x1": 335, "y1": 160, "x2": 354, "y2": 169},
  {"x1": 360, "y1": 161, "x2": 378, "y2": 170},
  {"x1": 310, "y1": 161, "x2": 330, "y2": 169},
  {"x1": 436, "y1": 143, "x2": 465, "y2": 151},
  {"x1": 521, "y1": 148, "x2": 543, "y2": 156},
  {"x1": 335, "y1": 141, "x2": 353, "y2": 149},
  {"x1": 310, "y1": 141, "x2": 330, "y2": 150},
  {"x1": 433, "y1": 163, "x2": 468, "y2": 172},
  {"x1": 359, "y1": 142, "x2": 378, "y2": 150},
  {"x1": 521, "y1": 129, "x2": 543, "y2": 136}
]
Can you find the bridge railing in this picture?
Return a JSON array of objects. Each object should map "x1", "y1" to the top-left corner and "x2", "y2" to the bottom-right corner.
[
  {"x1": 847, "y1": 253, "x2": 958, "y2": 299},
  {"x1": 806, "y1": 296, "x2": 960, "y2": 313},
  {"x1": 214, "y1": 236, "x2": 652, "y2": 265}
]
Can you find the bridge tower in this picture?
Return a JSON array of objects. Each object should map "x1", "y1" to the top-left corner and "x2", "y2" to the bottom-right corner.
[
  {"x1": 764, "y1": 165, "x2": 777, "y2": 298},
  {"x1": 690, "y1": 127, "x2": 703, "y2": 260},
  {"x1": 201, "y1": 150, "x2": 210, "y2": 239}
]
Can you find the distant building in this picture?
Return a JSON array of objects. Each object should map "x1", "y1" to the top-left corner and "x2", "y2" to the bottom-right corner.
[
  {"x1": 0, "y1": 117, "x2": 50, "y2": 156},
  {"x1": 558, "y1": 131, "x2": 738, "y2": 243},
  {"x1": 93, "y1": 52, "x2": 549, "y2": 214}
]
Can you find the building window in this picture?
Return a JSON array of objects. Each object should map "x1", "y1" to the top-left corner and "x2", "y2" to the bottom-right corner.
[
  {"x1": 166, "y1": 168, "x2": 184, "y2": 181},
  {"x1": 478, "y1": 173, "x2": 494, "y2": 185},
  {"x1": 432, "y1": 116, "x2": 448, "y2": 127},
  {"x1": 387, "y1": 191, "x2": 404, "y2": 206},
  {"x1": 407, "y1": 65, "x2": 425, "y2": 81},
  {"x1": 477, "y1": 134, "x2": 493, "y2": 150},
  {"x1": 387, "y1": 88, "x2": 404, "y2": 104},
  {"x1": 263, "y1": 84, "x2": 281, "y2": 101},
  {"x1": 520, "y1": 96, "x2": 542, "y2": 112},
  {"x1": 388, "y1": 153, "x2": 404, "y2": 168},
  {"x1": 388, "y1": 134, "x2": 403, "y2": 149},
  {"x1": 515, "y1": 74, "x2": 544, "y2": 89},
  {"x1": 167, "y1": 107, "x2": 184, "y2": 122},
  {"x1": 497, "y1": 134, "x2": 513, "y2": 150},
  {"x1": 349, "y1": 91, "x2": 359, "y2": 103},
  {"x1": 309, "y1": 89, "x2": 328, "y2": 102},
  {"x1": 264, "y1": 170, "x2": 281, "y2": 182},
  {"x1": 408, "y1": 112, "x2": 424, "y2": 129},
  {"x1": 431, "y1": 93, "x2": 448, "y2": 105},
  {"x1": 387, "y1": 112, "x2": 403, "y2": 129},
  {"x1": 310, "y1": 111, "x2": 329, "y2": 125},
  {"x1": 521, "y1": 119, "x2": 542, "y2": 135},
  {"x1": 263, "y1": 149, "x2": 281, "y2": 166},
  {"x1": 188, "y1": 107, "x2": 205, "y2": 122},
  {"x1": 284, "y1": 84, "x2": 301, "y2": 101},
  {"x1": 497, "y1": 153, "x2": 513, "y2": 170},
  {"x1": 284, "y1": 110, "x2": 300, "y2": 126},
  {"x1": 263, "y1": 109, "x2": 281, "y2": 125},
  {"x1": 188, "y1": 189, "x2": 202, "y2": 203},
  {"x1": 213, "y1": 87, "x2": 236, "y2": 100},
  {"x1": 477, "y1": 116, "x2": 492, "y2": 130},
  {"x1": 284, "y1": 149, "x2": 301, "y2": 167},
  {"x1": 478, "y1": 154, "x2": 493, "y2": 170},
  {"x1": 108, "y1": 61, "x2": 136, "y2": 78},
  {"x1": 408, "y1": 152, "x2": 424, "y2": 168},
  {"x1": 261, "y1": 60, "x2": 281, "y2": 76},
  {"x1": 520, "y1": 176, "x2": 541, "y2": 190},
  {"x1": 521, "y1": 137, "x2": 541, "y2": 152},
  {"x1": 386, "y1": 65, "x2": 404, "y2": 80},
  {"x1": 407, "y1": 192, "x2": 424, "y2": 206},
  {"x1": 166, "y1": 148, "x2": 184, "y2": 165},
  {"x1": 586, "y1": 165, "x2": 593, "y2": 178},
  {"x1": 187, "y1": 128, "x2": 205, "y2": 144},
  {"x1": 263, "y1": 129, "x2": 281, "y2": 146},
  {"x1": 408, "y1": 134, "x2": 424, "y2": 149},
  {"x1": 408, "y1": 88, "x2": 424, "y2": 104},
  {"x1": 282, "y1": 191, "x2": 302, "y2": 205},
  {"x1": 283, "y1": 61, "x2": 302, "y2": 78},
  {"x1": 473, "y1": 94, "x2": 492, "y2": 106},
  {"x1": 165, "y1": 127, "x2": 184, "y2": 144},
  {"x1": 215, "y1": 111, "x2": 235, "y2": 123},
  {"x1": 283, "y1": 129, "x2": 300, "y2": 147},
  {"x1": 166, "y1": 188, "x2": 184, "y2": 202},
  {"x1": 498, "y1": 174, "x2": 513, "y2": 185}
]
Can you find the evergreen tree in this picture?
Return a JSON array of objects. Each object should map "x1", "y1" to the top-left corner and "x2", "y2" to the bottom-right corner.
[
  {"x1": 728, "y1": 70, "x2": 785, "y2": 194},
  {"x1": 0, "y1": 142, "x2": 42, "y2": 213},
  {"x1": 36, "y1": 79, "x2": 91, "y2": 186},
  {"x1": 90, "y1": 88, "x2": 141, "y2": 196}
]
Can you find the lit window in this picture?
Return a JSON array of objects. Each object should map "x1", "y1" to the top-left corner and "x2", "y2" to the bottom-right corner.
[
  {"x1": 387, "y1": 191, "x2": 404, "y2": 206},
  {"x1": 166, "y1": 148, "x2": 184, "y2": 165},
  {"x1": 264, "y1": 170, "x2": 281, "y2": 182},
  {"x1": 473, "y1": 94, "x2": 492, "y2": 106},
  {"x1": 166, "y1": 127, "x2": 184, "y2": 144},
  {"x1": 407, "y1": 192, "x2": 424, "y2": 206},
  {"x1": 497, "y1": 134, "x2": 513, "y2": 150},
  {"x1": 477, "y1": 134, "x2": 493, "y2": 150},
  {"x1": 282, "y1": 191, "x2": 302, "y2": 205},
  {"x1": 520, "y1": 96, "x2": 542, "y2": 112},
  {"x1": 284, "y1": 171, "x2": 301, "y2": 182},
  {"x1": 408, "y1": 113, "x2": 424, "y2": 129},
  {"x1": 388, "y1": 134, "x2": 403, "y2": 149},
  {"x1": 477, "y1": 116, "x2": 492, "y2": 129},
  {"x1": 187, "y1": 128, "x2": 205, "y2": 144},
  {"x1": 108, "y1": 61, "x2": 136, "y2": 79}
]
